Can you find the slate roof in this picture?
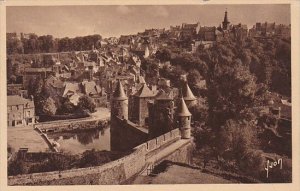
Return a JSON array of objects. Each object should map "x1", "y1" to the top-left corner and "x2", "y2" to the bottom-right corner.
[
  {"x1": 134, "y1": 83, "x2": 155, "y2": 98},
  {"x1": 182, "y1": 83, "x2": 196, "y2": 101},
  {"x1": 113, "y1": 80, "x2": 128, "y2": 100},
  {"x1": 82, "y1": 81, "x2": 98, "y2": 95},
  {"x1": 7, "y1": 95, "x2": 34, "y2": 108},
  {"x1": 177, "y1": 97, "x2": 192, "y2": 117},
  {"x1": 63, "y1": 82, "x2": 80, "y2": 97}
]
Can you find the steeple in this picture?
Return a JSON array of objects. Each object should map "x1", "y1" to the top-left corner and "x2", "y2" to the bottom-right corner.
[
  {"x1": 222, "y1": 9, "x2": 230, "y2": 30},
  {"x1": 112, "y1": 80, "x2": 128, "y2": 100},
  {"x1": 177, "y1": 97, "x2": 192, "y2": 117}
]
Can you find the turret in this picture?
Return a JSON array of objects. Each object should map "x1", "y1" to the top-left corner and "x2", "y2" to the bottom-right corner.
[
  {"x1": 111, "y1": 80, "x2": 128, "y2": 119},
  {"x1": 177, "y1": 97, "x2": 192, "y2": 139},
  {"x1": 110, "y1": 80, "x2": 128, "y2": 151},
  {"x1": 182, "y1": 82, "x2": 197, "y2": 107}
]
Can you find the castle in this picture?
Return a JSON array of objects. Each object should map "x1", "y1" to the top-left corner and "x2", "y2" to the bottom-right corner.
[{"x1": 110, "y1": 79, "x2": 197, "y2": 151}]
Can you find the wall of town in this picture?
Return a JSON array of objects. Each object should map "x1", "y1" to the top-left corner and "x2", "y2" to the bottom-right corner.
[
  {"x1": 34, "y1": 117, "x2": 109, "y2": 133},
  {"x1": 8, "y1": 128, "x2": 192, "y2": 185},
  {"x1": 111, "y1": 117, "x2": 148, "y2": 151}
]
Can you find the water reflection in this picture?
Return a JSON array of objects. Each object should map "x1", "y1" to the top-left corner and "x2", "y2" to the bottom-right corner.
[{"x1": 47, "y1": 127, "x2": 110, "y2": 155}]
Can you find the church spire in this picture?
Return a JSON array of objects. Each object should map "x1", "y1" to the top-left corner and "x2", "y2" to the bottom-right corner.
[{"x1": 222, "y1": 9, "x2": 230, "y2": 30}]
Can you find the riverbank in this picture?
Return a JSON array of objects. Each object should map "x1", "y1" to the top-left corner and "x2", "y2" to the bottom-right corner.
[
  {"x1": 35, "y1": 107, "x2": 110, "y2": 133},
  {"x1": 8, "y1": 107, "x2": 111, "y2": 153}
]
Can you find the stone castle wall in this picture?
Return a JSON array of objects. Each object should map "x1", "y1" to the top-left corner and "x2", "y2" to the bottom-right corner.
[{"x1": 8, "y1": 128, "x2": 191, "y2": 185}]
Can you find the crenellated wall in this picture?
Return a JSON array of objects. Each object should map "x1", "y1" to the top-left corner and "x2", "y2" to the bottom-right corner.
[{"x1": 8, "y1": 128, "x2": 192, "y2": 185}]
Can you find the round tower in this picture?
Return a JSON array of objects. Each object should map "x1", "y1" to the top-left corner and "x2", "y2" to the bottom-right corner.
[
  {"x1": 177, "y1": 97, "x2": 192, "y2": 139},
  {"x1": 110, "y1": 80, "x2": 128, "y2": 151},
  {"x1": 111, "y1": 80, "x2": 128, "y2": 119}
]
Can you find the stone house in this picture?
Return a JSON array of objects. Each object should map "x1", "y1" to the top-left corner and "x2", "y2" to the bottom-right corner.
[{"x1": 7, "y1": 95, "x2": 35, "y2": 127}]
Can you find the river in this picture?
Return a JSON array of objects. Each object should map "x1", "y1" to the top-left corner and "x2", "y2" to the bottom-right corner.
[{"x1": 47, "y1": 126, "x2": 111, "y2": 155}]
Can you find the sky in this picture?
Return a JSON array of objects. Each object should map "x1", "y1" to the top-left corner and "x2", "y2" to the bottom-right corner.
[{"x1": 6, "y1": 4, "x2": 290, "y2": 38}]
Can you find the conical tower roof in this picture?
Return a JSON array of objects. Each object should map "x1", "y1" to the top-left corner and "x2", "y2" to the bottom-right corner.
[
  {"x1": 177, "y1": 97, "x2": 192, "y2": 117},
  {"x1": 112, "y1": 80, "x2": 128, "y2": 100},
  {"x1": 183, "y1": 83, "x2": 196, "y2": 101}
]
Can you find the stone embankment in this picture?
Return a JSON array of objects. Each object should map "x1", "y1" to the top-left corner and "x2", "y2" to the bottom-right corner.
[{"x1": 34, "y1": 117, "x2": 109, "y2": 133}]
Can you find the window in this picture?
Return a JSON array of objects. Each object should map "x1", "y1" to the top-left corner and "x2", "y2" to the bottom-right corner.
[{"x1": 27, "y1": 111, "x2": 30, "y2": 117}]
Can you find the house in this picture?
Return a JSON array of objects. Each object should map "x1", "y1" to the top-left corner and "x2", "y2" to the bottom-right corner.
[
  {"x1": 7, "y1": 95, "x2": 35, "y2": 127},
  {"x1": 180, "y1": 22, "x2": 201, "y2": 40},
  {"x1": 198, "y1": 26, "x2": 217, "y2": 41},
  {"x1": 62, "y1": 81, "x2": 107, "y2": 107}
]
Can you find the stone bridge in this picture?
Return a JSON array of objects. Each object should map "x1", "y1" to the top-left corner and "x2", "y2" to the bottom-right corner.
[{"x1": 8, "y1": 128, "x2": 194, "y2": 185}]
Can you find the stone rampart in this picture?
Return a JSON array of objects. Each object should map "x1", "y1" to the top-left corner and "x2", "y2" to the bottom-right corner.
[{"x1": 8, "y1": 128, "x2": 190, "y2": 185}]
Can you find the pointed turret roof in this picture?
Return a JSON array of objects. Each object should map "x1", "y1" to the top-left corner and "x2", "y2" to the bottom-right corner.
[
  {"x1": 177, "y1": 97, "x2": 192, "y2": 117},
  {"x1": 112, "y1": 80, "x2": 128, "y2": 100},
  {"x1": 134, "y1": 83, "x2": 155, "y2": 98},
  {"x1": 182, "y1": 83, "x2": 197, "y2": 101}
]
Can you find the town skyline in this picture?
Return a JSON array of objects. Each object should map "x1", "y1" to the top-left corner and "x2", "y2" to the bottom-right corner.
[{"x1": 7, "y1": 4, "x2": 290, "y2": 38}]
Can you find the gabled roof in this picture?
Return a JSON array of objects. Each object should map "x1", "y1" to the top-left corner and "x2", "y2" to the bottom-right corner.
[
  {"x1": 182, "y1": 83, "x2": 196, "y2": 101},
  {"x1": 63, "y1": 82, "x2": 80, "y2": 97},
  {"x1": 177, "y1": 97, "x2": 192, "y2": 117},
  {"x1": 7, "y1": 95, "x2": 34, "y2": 107},
  {"x1": 112, "y1": 80, "x2": 128, "y2": 100},
  {"x1": 82, "y1": 81, "x2": 98, "y2": 95},
  {"x1": 134, "y1": 83, "x2": 155, "y2": 98}
]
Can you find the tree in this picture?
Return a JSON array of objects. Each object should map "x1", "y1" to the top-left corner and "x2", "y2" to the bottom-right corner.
[
  {"x1": 59, "y1": 98, "x2": 76, "y2": 114},
  {"x1": 187, "y1": 69, "x2": 202, "y2": 95},
  {"x1": 77, "y1": 95, "x2": 96, "y2": 113},
  {"x1": 155, "y1": 48, "x2": 171, "y2": 62},
  {"x1": 218, "y1": 119, "x2": 258, "y2": 160},
  {"x1": 207, "y1": 58, "x2": 257, "y2": 131},
  {"x1": 42, "y1": 97, "x2": 57, "y2": 115}
]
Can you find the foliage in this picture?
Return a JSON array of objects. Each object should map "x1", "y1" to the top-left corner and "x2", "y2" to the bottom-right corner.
[
  {"x1": 42, "y1": 97, "x2": 57, "y2": 115},
  {"x1": 77, "y1": 95, "x2": 96, "y2": 113},
  {"x1": 7, "y1": 34, "x2": 102, "y2": 54},
  {"x1": 8, "y1": 159, "x2": 30, "y2": 176},
  {"x1": 218, "y1": 119, "x2": 258, "y2": 160},
  {"x1": 78, "y1": 149, "x2": 111, "y2": 168}
]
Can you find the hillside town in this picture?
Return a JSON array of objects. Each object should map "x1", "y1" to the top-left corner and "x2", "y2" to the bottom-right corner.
[{"x1": 6, "y1": 10, "x2": 292, "y2": 184}]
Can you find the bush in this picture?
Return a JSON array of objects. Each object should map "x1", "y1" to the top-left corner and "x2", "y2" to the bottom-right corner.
[
  {"x1": 77, "y1": 95, "x2": 96, "y2": 113},
  {"x1": 238, "y1": 149, "x2": 265, "y2": 178},
  {"x1": 8, "y1": 160, "x2": 30, "y2": 176}
]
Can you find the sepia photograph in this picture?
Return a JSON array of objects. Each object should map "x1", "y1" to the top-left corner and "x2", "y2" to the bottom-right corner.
[{"x1": 0, "y1": 0, "x2": 299, "y2": 189}]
